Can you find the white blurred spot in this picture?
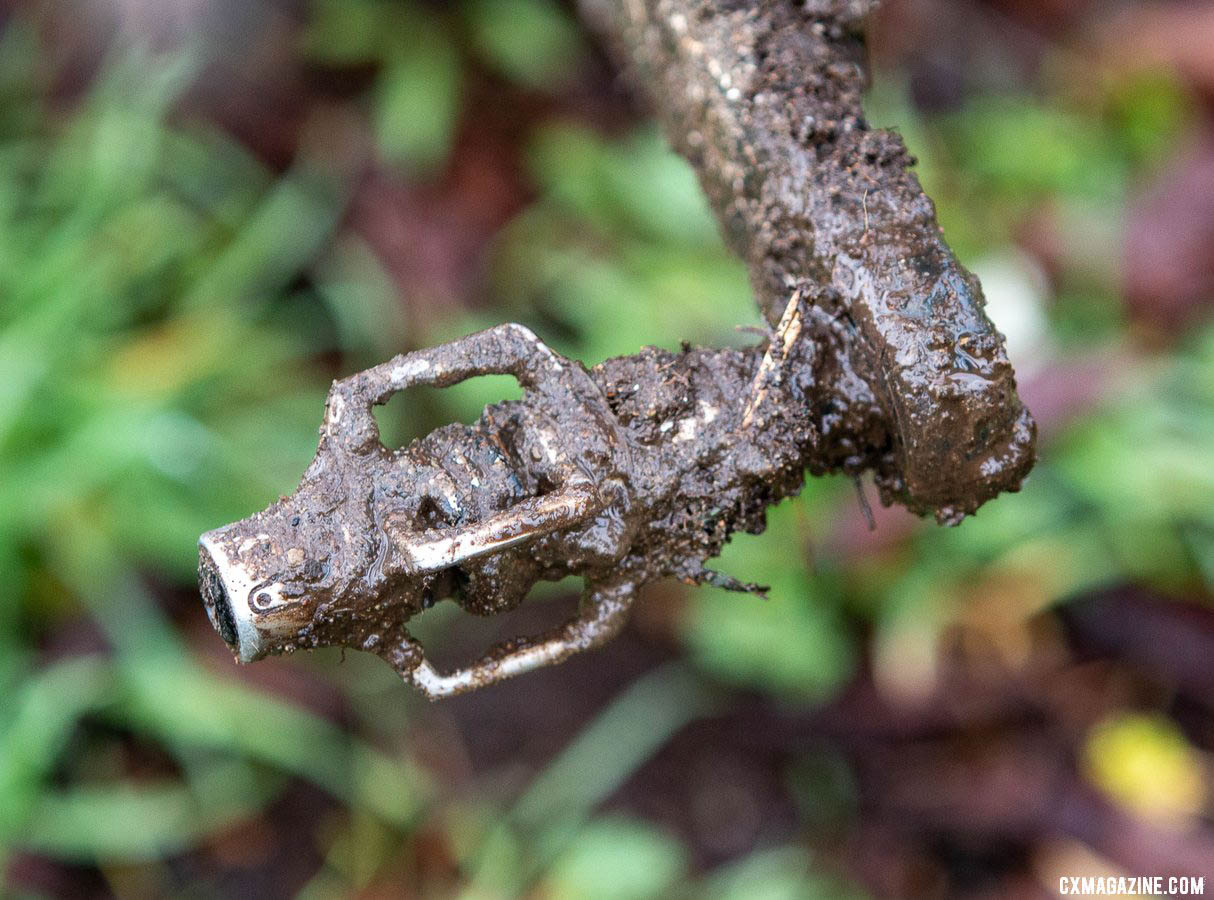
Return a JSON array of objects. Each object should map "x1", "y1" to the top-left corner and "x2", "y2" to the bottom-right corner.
[{"x1": 971, "y1": 252, "x2": 1050, "y2": 377}]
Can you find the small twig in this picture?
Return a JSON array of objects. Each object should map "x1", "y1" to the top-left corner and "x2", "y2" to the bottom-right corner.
[
  {"x1": 741, "y1": 288, "x2": 806, "y2": 429},
  {"x1": 861, "y1": 187, "x2": 870, "y2": 244},
  {"x1": 853, "y1": 475, "x2": 876, "y2": 531}
]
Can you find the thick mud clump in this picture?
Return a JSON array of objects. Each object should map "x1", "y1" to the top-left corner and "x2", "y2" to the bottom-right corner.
[{"x1": 585, "y1": 0, "x2": 1036, "y2": 520}]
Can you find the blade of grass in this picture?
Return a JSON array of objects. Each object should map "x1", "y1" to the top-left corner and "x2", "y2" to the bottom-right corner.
[
  {"x1": 21, "y1": 761, "x2": 282, "y2": 862},
  {"x1": 461, "y1": 662, "x2": 716, "y2": 896}
]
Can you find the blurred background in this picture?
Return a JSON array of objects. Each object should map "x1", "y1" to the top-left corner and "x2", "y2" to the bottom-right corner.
[{"x1": 1, "y1": 0, "x2": 1212, "y2": 896}]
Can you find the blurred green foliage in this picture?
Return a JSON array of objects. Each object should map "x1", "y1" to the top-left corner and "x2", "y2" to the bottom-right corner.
[
  {"x1": 307, "y1": 0, "x2": 466, "y2": 173},
  {"x1": 3, "y1": 0, "x2": 1213, "y2": 895},
  {"x1": 306, "y1": 0, "x2": 584, "y2": 174},
  {"x1": 490, "y1": 123, "x2": 760, "y2": 362},
  {"x1": 0, "y1": 17, "x2": 427, "y2": 875}
]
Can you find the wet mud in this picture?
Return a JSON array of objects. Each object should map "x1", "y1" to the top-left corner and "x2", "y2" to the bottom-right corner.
[
  {"x1": 198, "y1": 1, "x2": 1036, "y2": 696},
  {"x1": 585, "y1": 0, "x2": 1036, "y2": 519},
  {"x1": 198, "y1": 318, "x2": 815, "y2": 693}
]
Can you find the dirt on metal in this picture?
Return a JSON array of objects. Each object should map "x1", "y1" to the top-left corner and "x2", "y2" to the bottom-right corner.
[
  {"x1": 584, "y1": 0, "x2": 1036, "y2": 520},
  {"x1": 198, "y1": 0, "x2": 1035, "y2": 698}
]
